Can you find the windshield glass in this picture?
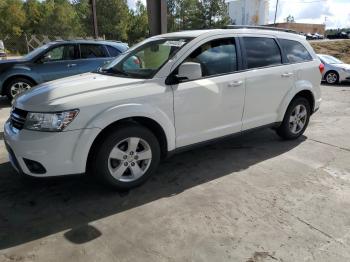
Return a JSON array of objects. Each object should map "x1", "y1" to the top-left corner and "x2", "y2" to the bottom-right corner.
[
  {"x1": 23, "y1": 44, "x2": 52, "y2": 60},
  {"x1": 319, "y1": 55, "x2": 343, "y2": 64},
  {"x1": 99, "y1": 37, "x2": 192, "y2": 79}
]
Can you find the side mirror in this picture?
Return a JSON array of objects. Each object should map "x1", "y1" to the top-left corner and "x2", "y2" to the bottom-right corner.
[
  {"x1": 41, "y1": 53, "x2": 52, "y2": 63},
  {"x1": 178, "y1": 62, "x2": 202, "y2": 81}
]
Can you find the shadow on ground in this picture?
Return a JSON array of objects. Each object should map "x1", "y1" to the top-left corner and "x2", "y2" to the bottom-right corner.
[
  {"x1": 0, "y1": 98, "x2": 10, "y2": 109},
  {"x1": 0, "y1": 129, "x2": 305, "y2": 249}
]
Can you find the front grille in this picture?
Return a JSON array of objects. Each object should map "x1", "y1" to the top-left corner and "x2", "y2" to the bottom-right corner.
[{"x1": 10, "y1": 108, "x2": 28, "y2": 130}]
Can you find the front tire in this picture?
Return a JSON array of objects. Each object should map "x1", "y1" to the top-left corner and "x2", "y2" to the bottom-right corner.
[
  {"x1": 276, "y1": 97, "x2": 311, "y2": 140},
  {"x1": 5, "y1": 77, "x2": 34, "y2": 101},
  {"x1": 92, "y1": 123, "x2": 161, "y2": 190}
]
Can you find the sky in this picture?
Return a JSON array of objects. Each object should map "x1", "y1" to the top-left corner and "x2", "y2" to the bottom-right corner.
[{"x1": 127, "y1": 0, "x2": 350, "y2": 29}]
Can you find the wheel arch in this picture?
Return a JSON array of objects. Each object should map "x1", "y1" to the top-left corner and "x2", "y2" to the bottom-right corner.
[
  {"x1": 324, "y1": 70, "x2": 339, "y2": 82},
  {"x1": 1, "y1": 75, "x2": 37, "y2": 96},
  {"x1": 86, "y1": 116, "x2": 170, "y2": 173}
]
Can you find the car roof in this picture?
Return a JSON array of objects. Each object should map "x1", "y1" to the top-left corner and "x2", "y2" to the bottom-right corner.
[
  {"x1": 160, "y1": 28, "x2": 306, "y2": 40},
  {"x1": 49, "y1": 39, "x2": 128, "y2": 51}
]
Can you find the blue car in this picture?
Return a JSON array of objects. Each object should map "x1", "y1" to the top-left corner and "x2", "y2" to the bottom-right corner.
[{"x1": 0, "y1": 40, "x2": 128, "y2": 100}]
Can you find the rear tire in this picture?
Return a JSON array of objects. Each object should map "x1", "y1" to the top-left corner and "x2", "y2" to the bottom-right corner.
[
  {"x1": 276, "y1": 97, "x2": 311, "y2": 140},
  {"x1": 325, "y1": 71, "x2": 339, "y2": 85},
  {"x1": 5, "y1": 77, "x2": 35, "y2": 101},
  {"x1": 92, "y1": 123, "x2": 161, "y2": 190}
]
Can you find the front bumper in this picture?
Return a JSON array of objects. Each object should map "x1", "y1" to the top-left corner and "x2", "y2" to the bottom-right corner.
[
  {"x1": 339, "y1": 70, "x2": 350, "y2": 82},
  {"x1": 4, "y1": 121, "x2": 100, "y2": 177}
]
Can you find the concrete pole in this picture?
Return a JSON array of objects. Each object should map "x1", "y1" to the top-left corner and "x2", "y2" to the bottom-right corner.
[{"x1": 146, "y1": 0, "x2": 167, "y2": 36}]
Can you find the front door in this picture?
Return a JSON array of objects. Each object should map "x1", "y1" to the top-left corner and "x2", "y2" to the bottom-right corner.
[
  {"x1": 33, "y1": 44, "x2": 80, "y2": 82},
  {"x1": 172, "y1": 37, "x2": 245, "y2": 148}
]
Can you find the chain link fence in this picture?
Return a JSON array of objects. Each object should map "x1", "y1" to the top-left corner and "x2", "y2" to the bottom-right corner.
[{"x1": 0, "y1": 34, "x2": 105, "y2": 58}]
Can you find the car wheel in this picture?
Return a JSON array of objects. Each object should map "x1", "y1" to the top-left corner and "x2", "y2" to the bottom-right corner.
[
  {"x1": 5, "y1": 78, "x2": 34, "y2": 101},
  {"x1": 325, "y1": 71, "x2": 339, "y2": 85},
  {"x1": 93, "y1": 123, "x2": 161, "y2": 190},
  {"x1": 276, "y1": 97, "x2": 311, "y2": 140}
]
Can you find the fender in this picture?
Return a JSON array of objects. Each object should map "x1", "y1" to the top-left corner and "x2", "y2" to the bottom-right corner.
[
  {"x1": 277, "y1": 79, "x2": 316, "y2": 121},
  {"x1": 0, "y1": 66, "x2": 42, "y2": 92},
  {"x1": 85, "y1": 103, "x2": 176, "y2": 151}
]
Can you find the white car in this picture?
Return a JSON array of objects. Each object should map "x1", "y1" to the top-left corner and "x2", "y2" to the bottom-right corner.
[
  {"x1": 317, "y1": 54, "x2": 350, "y2": 84},
  {"x1": 4, "y1": 27, "x2": 322, "y2": 189}
]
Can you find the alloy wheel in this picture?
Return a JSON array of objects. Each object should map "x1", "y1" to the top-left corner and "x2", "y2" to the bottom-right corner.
[
  {"x1": 289, "y1": 104, "x2": 307, "y2": 134},
  {"x1": 108, "y1": 137, "x2": 152, "y2": 182},
  {"x1": 326, "y1": 72, "x2": 338, "y2": 84},
  {"x1": 10, "y1": 81, "x2": 31, "y2": 98}
]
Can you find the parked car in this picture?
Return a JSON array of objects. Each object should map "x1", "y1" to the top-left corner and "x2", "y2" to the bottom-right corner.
[
  {"x1": 0, "y1": 40, "x2": 128, "y2": 100},
  {"x1": 317, "y1": 54, "x2": 350, "y2": 84},
  {"x1": 4, "y1": 27, "x2": 322, "y2": 189},
  {"x1": 0, "y1": 40, "x2": 5, "y2": 59}
]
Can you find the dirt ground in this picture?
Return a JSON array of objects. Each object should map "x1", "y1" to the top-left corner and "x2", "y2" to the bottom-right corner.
[
  {"x1": 0, "y1": 83, "x2": 350, "y2": 262},
  {"x1": 311, "y1": 39, "x2": 350, "y2": 63}
]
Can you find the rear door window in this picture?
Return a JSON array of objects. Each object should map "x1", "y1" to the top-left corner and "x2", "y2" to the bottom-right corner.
[
  {"x1": 242, "y1": 37, "x2": 282, "y2": 69},
  {"x1": 80, "y1": 44, "x2": 108, "y2": 58},
  {"x1": 279, "y1": 39, "x2": 313, "y2": 63}
]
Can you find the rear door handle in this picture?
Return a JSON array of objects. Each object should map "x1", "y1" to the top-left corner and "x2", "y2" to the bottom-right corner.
[
  {"x1": 228, "y1": 80, "x2": 243, "y2": 87},
  {"x1": 281, "y1": 72, "x2": 293, "y2": 77},
  {"x1": 67, "y1": 63, "x2": 77, "y2": 68}
]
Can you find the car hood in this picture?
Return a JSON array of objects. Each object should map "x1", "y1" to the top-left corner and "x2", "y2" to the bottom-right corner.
[
  {"x1": 14, "y1": 73, "x2": 146, "y2": 111},
  {"x1": 0, "y1": 58, "x2": 27, "y2": 72}
]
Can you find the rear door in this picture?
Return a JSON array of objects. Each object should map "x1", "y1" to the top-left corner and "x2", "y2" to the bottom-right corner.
[
  {"x1": 240, "y1": 36, "x2": 295, "y2": 130},
  {"x1": 32, "y1": 44, "x2": 80, "y2": 82},
  {"x1": 76, "y1": 44, "x2": 111, "y2": 73}
]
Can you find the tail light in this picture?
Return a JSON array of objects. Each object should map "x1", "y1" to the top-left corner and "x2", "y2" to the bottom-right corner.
[{"x1": 319, "y1": 63, "x2": 325, "y2": 74}]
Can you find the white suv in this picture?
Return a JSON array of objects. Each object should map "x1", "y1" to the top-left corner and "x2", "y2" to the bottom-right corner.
[{"x1": 4, "y1": 28, "x2": 322, "y2": 189}]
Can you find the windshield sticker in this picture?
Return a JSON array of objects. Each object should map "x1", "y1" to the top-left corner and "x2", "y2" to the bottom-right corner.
[{"x1": 163, "y1": 40, "x2": 186, "y2": 47}]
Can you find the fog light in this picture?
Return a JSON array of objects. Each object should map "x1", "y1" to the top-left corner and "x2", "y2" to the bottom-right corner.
[{"x1": 23, "y1": 158, "x2": 46, "y2": 174}]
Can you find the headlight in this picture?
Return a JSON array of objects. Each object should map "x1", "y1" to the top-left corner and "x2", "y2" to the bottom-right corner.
[{"x1": 24, "y1": 110, "x2": 79, "y2": 132}]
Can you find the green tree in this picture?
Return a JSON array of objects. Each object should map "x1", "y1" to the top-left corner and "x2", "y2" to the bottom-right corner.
[
  {"x1": 0, "y1": 0, "x2": 26, "y2": 37},
  {"x1": 128, "y1": 1, "x2": 149, "y2": 44}
]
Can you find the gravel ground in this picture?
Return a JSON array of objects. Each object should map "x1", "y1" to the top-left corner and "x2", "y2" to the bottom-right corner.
[{"x1": 0, "y1": 83, "x2": 350, "y2": 262}]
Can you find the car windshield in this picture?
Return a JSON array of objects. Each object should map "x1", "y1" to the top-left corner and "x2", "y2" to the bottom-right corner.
[
  {"x1": 99, "y1": 37, "x2": 192, "y2": 79},
  {"x1": 23, "y1": 44, "x2": 52, "y2": 60},
  {"x1": 319, "y1": 55, "x2": 343, "y2": 64}
]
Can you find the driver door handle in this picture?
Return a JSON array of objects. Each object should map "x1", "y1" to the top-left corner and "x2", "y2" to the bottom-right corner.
[
  {"x1": 228, "y1": 80, "x2": 243, "y2": 87},
  {"x1": 67, "y1": 63, "x2": 77, "y2": 68},
  {"x1": 281, "y1": 72, "x2": 293, "y2": 77}
]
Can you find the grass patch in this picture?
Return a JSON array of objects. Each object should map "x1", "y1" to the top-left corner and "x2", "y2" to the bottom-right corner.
[{"x1": 310, "y1": 40, "x2": 350, "y2": 63}]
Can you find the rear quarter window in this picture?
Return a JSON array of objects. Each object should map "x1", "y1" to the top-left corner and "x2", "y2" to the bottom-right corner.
[
  {"x1": 106, "y1": 46, "x2": 121, "y2": 57},
  {"x1": 279, "y1": 39, "x2": 312, "y2": 63}
]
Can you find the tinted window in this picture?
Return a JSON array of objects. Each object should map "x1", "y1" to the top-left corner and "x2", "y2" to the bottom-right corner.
[
  {"x1": 183, "y1": 38, "x2": 237, "y2": 77},
  {"x1": 279, "y1": 39, "x2": 312, "y2": 63},
  {"x1": 44, "y1": 45, "x2": 77, "y2": 61},
  {"x1": 80, "y1": 44, "x2": 108, "y2": 58},
  {"x1": 243, "y1": 37, "x2": 282, "y2": 69},
  {"x1": 106, "y1": 46, "x2": 121, "y2": 57}
]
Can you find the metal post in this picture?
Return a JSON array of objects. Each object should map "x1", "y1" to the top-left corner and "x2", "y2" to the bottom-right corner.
[
  {"x1": 91, "y1": 0, "x2": 98, "y2": 39},
  {"x1": 274, "y1": 0, "x2": 279, "y2": 26},
  {"x1": 146, "y1": 0, "x2": 167, "y2": 36}
]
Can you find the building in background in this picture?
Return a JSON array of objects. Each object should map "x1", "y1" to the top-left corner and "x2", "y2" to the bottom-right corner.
[
  {"x1": 227, "y1": 0, "x2": 269, "y2": 25},
  {"x1": 267, "y1": 22, "x2": 326, "y2": 35}
]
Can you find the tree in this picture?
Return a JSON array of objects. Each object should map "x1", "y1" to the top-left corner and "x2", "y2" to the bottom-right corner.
[
  {"x1": 0, "y1": 0, "x2": 26, "y2": 37},
  {"x1": 286, "y1": 14, "x2": 295, "y2": 23},
  {"x1": 128, "y1": 1, "x2": 149, "y2": 44}
]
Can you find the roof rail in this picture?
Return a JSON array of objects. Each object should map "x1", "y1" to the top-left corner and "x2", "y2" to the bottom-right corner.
[{"x1": 226, "y1": 25, "x2": 300, "y2": 34}]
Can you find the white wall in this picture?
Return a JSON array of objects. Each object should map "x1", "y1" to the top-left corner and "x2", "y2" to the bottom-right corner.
[{"x1": 228, "y1": 0, "x2": 269, "y2": 25}]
